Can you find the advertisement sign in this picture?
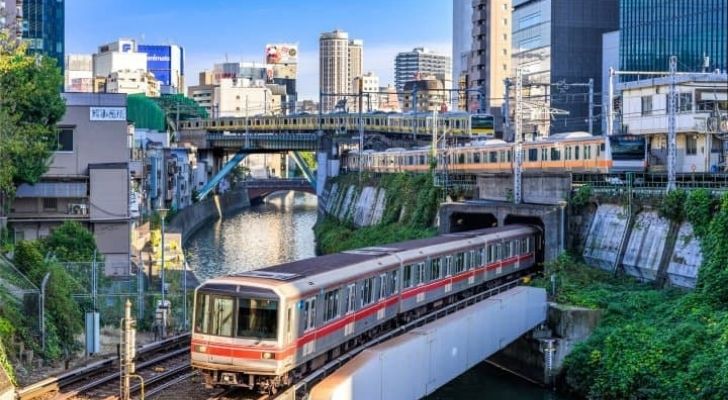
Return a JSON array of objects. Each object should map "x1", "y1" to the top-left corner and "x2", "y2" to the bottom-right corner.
[
  {"x1": 90, "y1": 107, "x2": 126, "y2": 121},
  {"x1": 265, "y1": 44, "x2": 298, "y2": 64},
  {"x1": 139, "y1": 45, "x2": 173, "y2": 86}
]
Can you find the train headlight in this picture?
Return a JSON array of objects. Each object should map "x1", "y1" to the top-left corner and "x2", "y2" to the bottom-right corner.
[
  {"x1": 195, "y1": 345, "x2": 207, "y2": 353},
  {"x1": 261, "y1": 352, "x2": 275, "y2": 360}
]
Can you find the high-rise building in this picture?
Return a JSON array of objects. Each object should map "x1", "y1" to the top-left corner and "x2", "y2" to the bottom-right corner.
[
  {"x1": 138, "y1": 44, "x2": 185, "y2": 94},
  {"x1": 92, "y1": 39, "x2": 160, "y2": 97},
  {"x1": 64, "y1": 54, "x2": 93, "y2": 92},
  {"x1": 0, "y1": 0, "x2": 23, "y2": 39},
  {"x1": 512, "y1": 0, "x2": 618, "y2": 135},
  {"x1": 452, "y1": 0, "x2": 473, "y2": 108},
  {"x1": 21, "y1": 0, "x2": 64, "y2": 70},
  {"x1": 470, "y1": 0, "x2": 511, "y2": 120},
  {"x1": 266, "y1": 43, "x2": 298, "y2": 113},
  {"x1": 319, "y1": 30, "x2": 364, "y2": 112},
  {"x1": 348, "y1": 39, "x2": 363, "y2": 87},
  {"x1": 394, "y1": 47, "x2": 451, "y2": 95},
  {"x1": 620, "y1": 0, "x2": 727, "y2": 74}
]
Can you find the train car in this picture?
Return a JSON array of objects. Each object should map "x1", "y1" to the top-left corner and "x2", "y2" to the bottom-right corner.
[
  {"x1": 470, "y1": 114, "x2": 495, "y2": 137},
  {"x1": 191, "y1": 225, "x2": 541, "y2": 393}
]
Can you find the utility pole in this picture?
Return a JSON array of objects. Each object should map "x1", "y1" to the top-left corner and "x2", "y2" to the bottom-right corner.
[
  {"x1": 667, "y1": 56, "x2": 677, "y2": 191},
  {"x1": 358, "y1": 79, "x2": 364, "y2": 183},
  {"x1": 412, "y1": 87, "x2": 418, "y2": 141},
  {"x1": 514, "y1": 68, "x2": 523, "y2": 204},
  {"x1": 503, "y1": 78, "x2": 511, "y2": 140},
  {"x1": 588, "y1": 78, "x2": 594, "y2": 135}
]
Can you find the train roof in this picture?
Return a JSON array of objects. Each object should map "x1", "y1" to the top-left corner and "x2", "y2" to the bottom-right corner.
[{"x1": 200, "y1": 225, "x2": 538, "y2": 300}]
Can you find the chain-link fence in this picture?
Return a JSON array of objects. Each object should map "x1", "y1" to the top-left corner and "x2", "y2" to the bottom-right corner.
[{"x1": 0, "y1": 256, "x2": 41, "y2": 353}]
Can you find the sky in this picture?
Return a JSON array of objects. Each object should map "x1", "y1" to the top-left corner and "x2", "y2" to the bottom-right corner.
[{"x1": 66, "y1": 0, "x2": 453, "y2": 100}]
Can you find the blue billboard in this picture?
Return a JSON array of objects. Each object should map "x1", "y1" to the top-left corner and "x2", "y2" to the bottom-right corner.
[{"x1": 139, "y1": 44, "x2": 173, "y2": 86}]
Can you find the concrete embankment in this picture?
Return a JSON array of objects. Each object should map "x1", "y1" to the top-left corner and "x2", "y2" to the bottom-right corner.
[
  {"x1": 576, "y1": 202, "x2": 701, "y2": 288},
  {"x1": 321, "y1": 179, "x2": 388, "y2": 227},
  {"x1": 167, "y1": 188, "x2": 251, "y2": 244}
]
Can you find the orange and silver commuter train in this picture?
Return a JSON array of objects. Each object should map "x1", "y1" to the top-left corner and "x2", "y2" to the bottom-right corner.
[
  {"x1": 191, "y1": 225, "x2": 541, "y2": 393},
  {"x1": 345, "y1": 132, "x2": 647, "y2": 174},
  {"x1": 179, "y1": 112, "x2": 496, "y2": 138}
]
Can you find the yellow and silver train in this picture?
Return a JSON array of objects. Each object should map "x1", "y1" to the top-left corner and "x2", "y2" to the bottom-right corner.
[
  {"x1": 179, "y1": 112, "x2": 496, "y2": 137},
  {"x1": 345, "y1": 132, "x2": 647, "y2": 174}
]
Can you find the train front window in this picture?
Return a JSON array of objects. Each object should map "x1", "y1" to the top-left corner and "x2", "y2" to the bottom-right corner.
[
  {"x1": 237, "y1": 298, "x2": 278, "y2": 340},
  {"x1": 195, "y1": 293, "x2": 235, "y2": 337}
]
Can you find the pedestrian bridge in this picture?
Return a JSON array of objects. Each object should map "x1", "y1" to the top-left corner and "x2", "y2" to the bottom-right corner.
[{"x1": 240, "y1": 178, "x2": 316, "y2": 201}]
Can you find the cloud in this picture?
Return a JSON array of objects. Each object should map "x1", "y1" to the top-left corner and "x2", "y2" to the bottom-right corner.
[{"x1": 185, "y1": 41, "x2": 453, "y2": 101}]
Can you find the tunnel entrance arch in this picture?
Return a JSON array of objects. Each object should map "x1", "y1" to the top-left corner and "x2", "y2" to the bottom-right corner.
[{"x1": 448, "y1": 212, "x2": 498, "y2": 233}]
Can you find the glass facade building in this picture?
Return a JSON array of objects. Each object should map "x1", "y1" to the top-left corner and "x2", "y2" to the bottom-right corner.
[
  {"x1": 620, "y1": 0, "x2": 727, "y2": 73},
  {"x1": 22, "y1": 0, "x2": 65, "y2": 71}
]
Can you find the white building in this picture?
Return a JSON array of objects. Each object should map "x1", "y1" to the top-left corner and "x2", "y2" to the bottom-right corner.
[
  {"x1": 106, "y1": 69, "x2": 160, "y2": 97},
  {"x1": 93, "y1": 39, "x2": 147, "y2": 79},
  {"x1": 394, "y1": 47, "x2": 451, "y2": 94},
  {"x1": 319, "y1": 30, "x2": 364, "y2": 112},
  {"x1": 65, "y1": 54, "x2": 93, "y2": 93},
  {"x1": 619, "y1": 74, "x2": 728, "y2": 172},
  {"x1": 351, "y1": 72, "x2": 379, "y2": 112},
  {"x1": 215, "y1": 78, "x2": 275, "y2": 117}
]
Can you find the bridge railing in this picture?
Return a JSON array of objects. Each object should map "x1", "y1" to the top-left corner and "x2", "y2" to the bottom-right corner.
[{"x1": 572, "y1": 172, "x2": 728, "y2": 193}]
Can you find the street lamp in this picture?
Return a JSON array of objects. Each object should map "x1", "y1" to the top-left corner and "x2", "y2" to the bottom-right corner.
[{"x1": 158, "y1": 208, "x2": 168, "y2": 338}]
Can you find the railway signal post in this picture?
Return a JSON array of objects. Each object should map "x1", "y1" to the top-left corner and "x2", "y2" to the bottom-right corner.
[{"x1": 120, "y1": 299, "x2": 137, "y2": 400}]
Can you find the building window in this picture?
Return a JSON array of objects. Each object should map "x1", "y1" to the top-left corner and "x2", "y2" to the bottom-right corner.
[
  {"x1": 679, "y1": 93, "x2": 693, "y2": 113},
  {"x1": 519, "y1": 12, "x2": 541, "y2": 29},
  {"x1": 57, "y1": 128, "x2": 73, "y2": 152},
  {"x1": 641, "y1": 96, "x2": 653, "y2": 116},
  {"x1": 43, "y1": 198, "x2": 57, "y2": 211},
  {"x1": 686, "y1": 135, "x2": 698, "y2": 155}
]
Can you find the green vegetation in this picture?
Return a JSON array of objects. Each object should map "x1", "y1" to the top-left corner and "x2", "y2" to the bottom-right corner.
[
  {"x1": 0, "y1": 32, "x2": 65, "y2": 200},
  {"x1": 540, "y1": 190, "x2": 728, "y2": 398},
  {"x1": 314, "y1": 173, "x2": 440, "y2": 254},
  {"x1": 0, "y1": 222, "x2": 101, "y2": 370},
  {"x1": 571, "y1": 184, "x2": 593, "y2": 210}
]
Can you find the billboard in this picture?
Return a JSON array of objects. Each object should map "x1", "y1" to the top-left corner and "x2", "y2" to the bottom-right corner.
[
  {"x1": 265, "y1": 44, "x2": 298, "y2": 64},
  {"x1": 139, "y1": 45, "x2": 173, "y2": 86}
]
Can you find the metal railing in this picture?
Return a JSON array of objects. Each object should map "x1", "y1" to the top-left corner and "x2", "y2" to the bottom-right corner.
[{"x1": 572, "y1": 172, "x2": 728, "y2": 193}]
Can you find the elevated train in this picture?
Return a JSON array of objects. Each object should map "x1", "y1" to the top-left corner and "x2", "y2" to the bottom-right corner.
[
  {"x1": 191, "y1": 225, "x2": 541, "y2": 393},
  {"x1": 345, "y1": 132, "x2": 647, "y2": 173},
  {"x1": 179, "y1": 112, "x2": 496, "y2": 137}
]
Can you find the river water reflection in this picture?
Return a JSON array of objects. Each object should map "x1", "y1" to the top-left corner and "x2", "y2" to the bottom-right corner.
[{"x1": 185, "y1": 192, "x2": 566, "y2": 400}]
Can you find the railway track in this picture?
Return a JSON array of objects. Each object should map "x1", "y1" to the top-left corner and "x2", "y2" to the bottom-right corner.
[{"x1": 16, "y1": 333, "x2": 191, "y2": 400}]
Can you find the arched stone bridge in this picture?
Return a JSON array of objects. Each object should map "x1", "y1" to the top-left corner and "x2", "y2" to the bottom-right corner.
[{"x1": 240, "y1": 178, "x2": 316, "y2": 201}]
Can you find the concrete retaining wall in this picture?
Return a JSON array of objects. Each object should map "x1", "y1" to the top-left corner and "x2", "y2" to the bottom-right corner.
[
  {"x1": 476, "y1": 174, "x2": 571, "y2": 205},
  {"x1": 323, "y1": 182, "x2": 386, "y2": 227},
  {"x1": 167, "y1": 188, "x2": 250, "y2": 244},
  {"x1": 581, "y1": 203, "x2": 702, "y2": 288}
]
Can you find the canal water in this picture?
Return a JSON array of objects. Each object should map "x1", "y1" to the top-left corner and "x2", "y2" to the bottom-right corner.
[{"x1": 185, "y1": 192, "x2": 566, "y2": 400}]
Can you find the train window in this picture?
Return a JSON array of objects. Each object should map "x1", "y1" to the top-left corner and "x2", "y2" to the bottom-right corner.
[
  {"x1": 565, "y1": 146, "x2": 572, "y2": 161},
  {"x1": 575, "y1": 146, "x2": 580, "y2": 160},
  {"x1": 323, "y1": 289, "x2": 340, "y2": 322},
  {"x1": 528, "y1": 149, "x2": 538, "y2": 161},
  {"x1": 600, "y1": 143, "x2": 605, "y2": 153},
  {"x1": 542, "y1": 148, "x2": 548, "y2": 161},
  {"x1": 430, "y1": 258, "x2": 442, "y2": 280},
  {"x1": 551, "y1": 147, "x2": 561, "y2": 161},
  {"x1": 360, "y1": 277, "x2": 375, "y2": 307},
  {"x1": 458, "y1": 153, "x2": 465, "y2": 164},
  {"x1": 474, "y1": 152, "x2": 481, "y2": 163},
  {"x1": 237, "y1": 298, "x2": 278, "y2": 339},
  {"x1": 454, "y1": 253, "x2": 465, "y2": 274},
  {"x1": 379, "y1": 274, "x2": 388, "y2": 300},
  {"x1": 195, "y1": 294, "x2": 234, "y2": 337},
  {"x1": 303, "y1": 297, "x2": 316, "y2": 331},
  {"x1": 388, "y1": 270, "x2": 399, "y2": 294},
  {"x1": 445, "y1": 256, "x2": 453, "y2": 276},
  {"x1": 489, "y1": 151, "x2": 498, "y2": 163},
  {"x1": 499, "y1": 151, "x2": 506, "y2": 163},
  {"x1": 507, "y1": 150, "x2": 512, "y2": 162},
  {"x1": 420, "y1": 155, "x2": 426, "y2": 165},
  {"x1": 344, "y1": 284, "x2": 356, "y2": 314},
  {"x1": 585, "y1": 145, "x2": 591, "y2": 159}
]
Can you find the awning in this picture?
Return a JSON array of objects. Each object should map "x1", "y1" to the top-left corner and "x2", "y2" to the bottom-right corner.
[{"x1": 15, "y1": 182, "x2": 87, "y2": 198}]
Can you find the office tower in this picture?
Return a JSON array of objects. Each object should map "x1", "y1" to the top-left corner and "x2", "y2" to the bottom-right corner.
[
  {"x1": 620, "y1": 0, "x2": 727, "y2": 74},
  {"x1": 21, "y1": 0, "x2": 64, "y2": 70}
]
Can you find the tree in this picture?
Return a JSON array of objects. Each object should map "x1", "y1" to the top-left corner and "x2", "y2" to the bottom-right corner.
[
  {"x1": 0, "y1": 32, "x2": 65, "y2": 201},
  {"x1": 42, "y1": 221, "x2": 99, "y2": 262}
]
